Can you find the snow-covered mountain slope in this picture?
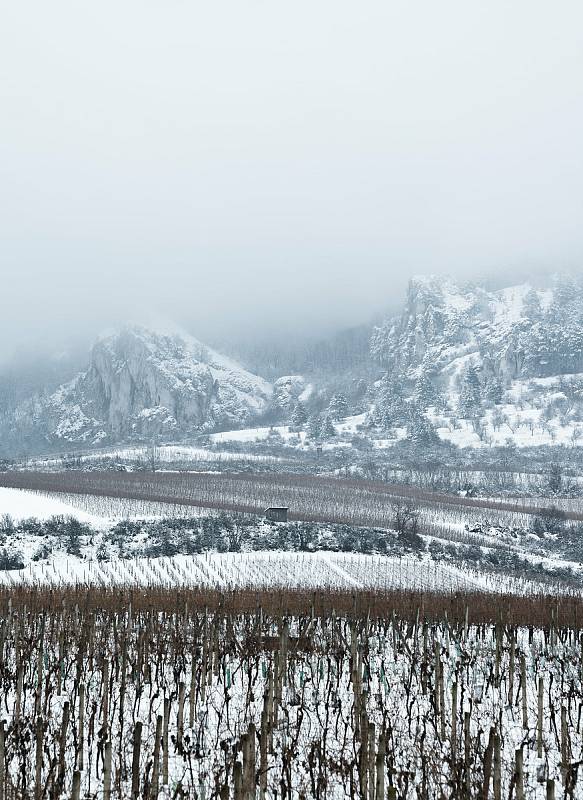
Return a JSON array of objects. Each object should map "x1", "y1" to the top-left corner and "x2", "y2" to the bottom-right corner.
[
  {"x1": 369, "y1": 275, "x2": 583, "y2": 448},
  {"x1": 371, "y1": 275, "x2": 566, "y2": 383},
  {"x1": 0, "y1": 326, "x2": 272, "y2": 450}
]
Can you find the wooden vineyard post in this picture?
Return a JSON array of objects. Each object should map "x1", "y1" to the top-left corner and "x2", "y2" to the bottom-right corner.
[
  {"x1": 482, "y1": 727, "x2": 494, "y2": 800},
  {"x1": 14, "y1": 665, "x2": 23, "y2": 724},
  {"x1": 131, "y1": 722, "x2": 142, "y2": 799},
  {"x1": 260, "y1": 709, "x2": 268, "y2": 800},
  {"x1": 151, "y1": 714, "x2": 163, "y2": 800},
  {"x1": 243, "y1": 724, "x2": 256, "y2": 800},
  {"x1": 71, "y1": 770, "x2": 81, "y2": 800},
  {"x1": 201, "y1": 614, "x2": 208, "y2": 704},
  {"x1": 433, "y1": 640, "x2": 441, "y2": 734},
  {"x1": 273, "y1": 653, "x2": 281, "y2": 729},
  {"x1": 508, "y1": 628, "x2": 515, "y2": 705},
  {"x1": 493, "y1": 731, "x2": 501, "y2": 800},
  {"x1": 103, "y1": 740, "x2": 112, "y2": 800},
  {"x1": 35, "y1": 635, "x2": 43, "y2": 718},
  {"x1": 494, "y1": 625, "x2": 501, "y2": 689},
  {"x1": 367, "y1": 721, "x2": 375, "y2": 800},
  {"x1": 547, "y1": 778, "x2": 555, "y2": 799},
  {"x1": 561, "y1": 705, "x2": 570, "y2": 783},
  {"x1": 439, "y1": 654, "x2": 445, "y2": 741},
  {"x1": 162, "y1": 697, "x2": 170, "y2": 786},
  {"x1": 463, "y1": 711, "x2": 471, "y2": 797},
  {"x1": 58, "y1": 701, "x2": 70, "y2": 791},
  {"x1": 250, "y1": 722, "x2": 257, "y2": 800},
  {"x1": 102, "y1": 659, "x2": 110, "y2": 737},
  {"x1": 0, "y1": 720, "x2": 4, "y2": 800},
  {"x1": 375, "y1": 733, "x2": 386, "y2": 800},
  {"x1": 515, "y1": 747, "x2": 524, "y2": 800},
  {"x1": 537, "y1": 676, "x2": 544, "y2": 759},
  {"x1": 189, "y1": 651, "x2": 196, "y2": 728},
  {"x1": 177, "y1": 681, "x2": 185, "y2": 749},
  {"x1": 358, "y1": 709, "x2": 369, "y2": 798},
  {"x1": 267, "y1": 670, "x2": 275, "y2": 754},
  {"x1": 451, "y1": 682, "x2": 458, "y2": 762},
  {"x1": 78, "y1": 683, "x2": 85, "y2": 772},
  {"x1": 234, "y1": 760, "x2": 243, "y2": 800},
  {"x1": 34, "y1": 716, "x2": 43, "y2": 800},
  {"x1": 520, "y1": 655, "x2": 528, "y2": 730}
]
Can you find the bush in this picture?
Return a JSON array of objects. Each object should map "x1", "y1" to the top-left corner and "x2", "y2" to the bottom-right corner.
[{"x1": 0, "y1": 548, "x2": 24, "y2": 570}]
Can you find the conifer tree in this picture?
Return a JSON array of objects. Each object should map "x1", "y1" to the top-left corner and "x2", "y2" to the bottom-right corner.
[
  {"x1": 291, "y1": 402, "x2": 308, "y2": 427},
  {"x1": 458, "y1": 365, "x2": 482, "y2": 418},
  {"x1": 320, "y1": 415, "x2": 336, "y2": 438},
  {"x1": 307, "y1": 414, "x2": 322, "y2": 439},
  {"x1": 328, "y1": 393, "x2": 349, "y2": 420}
]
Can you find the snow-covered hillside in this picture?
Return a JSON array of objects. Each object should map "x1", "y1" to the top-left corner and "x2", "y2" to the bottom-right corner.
[
  {"x1": 0, "y1": 326, "x2": 272, "y2": 451},
  {"x1": 371, "y1": 275, "x2": 564, "y2": 382},
  {"x1": 369, "y1": 274, "x2": 583, "y2": 449}
]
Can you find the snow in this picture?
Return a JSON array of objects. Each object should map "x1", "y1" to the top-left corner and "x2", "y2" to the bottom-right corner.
[
  {"x1": 334, "y1": 413, "x2": 366, "y2": 434},
  {"x1": 210, "y1": 425, "x2": 308, "y2": 445},
  {"x1": 31, "y1": 443, "x2": 284, "y2": 465},
  {"x1": 209, "y1": 415, "x2": 364, "y2": 446},
  {"x1": 429, "y1": 371, "x2": 583, "y2": 449},
  {"x1": 489, "y1": 283, "x2": 530, "y2": 327},
  {"x1": 0, "y1": 487, "x2": 102, "y2": 524},
  {"x1": 0, "y1": 550, "x2": 554, "y2": 595},
  {"x1": 441, "y1": 282, "x2": 476, "y2": 313}
]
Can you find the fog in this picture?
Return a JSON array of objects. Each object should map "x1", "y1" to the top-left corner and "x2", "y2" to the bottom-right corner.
[{"x1": 1, "y1": 0, "x2": 583, "y2": 362}]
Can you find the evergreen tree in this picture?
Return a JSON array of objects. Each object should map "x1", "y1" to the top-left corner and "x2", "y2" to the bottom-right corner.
[
  {"x1": 320, "y1": 415, "x2": 336, "y2": 438},
  {"x1": 458, "y1": 365, "x2": 482, "y2": 418},
  {"x1": 307, "y1": 414, "x2": 322, "y2": 439},
  {"x1": 484, "y1": 376, "x2": 503, "y2": 405},
  {"x1": 327, "y1": 393, "x2": 349, "y2": 420},
  {"x1": 407, "y1": 406, "x2": 440, "y2": 446},
  {"x1": 547, "y1": 462, "x2": 563, "y2": 495},
  {"x1": 66, "y1": 517, "x2": 83, "y2": 557},
  {"x1": 414, "y1": 367, "x2": 435, "y2": 410},
  {"x1": 522, "y1": 288, "x2": 542, "y2": 320},
  {"x1": 291, "y1": 402, "x2": 308, "y2": 427},
  {"x1": 373, "y1": 376, "x2": 408, "y2": 430}
]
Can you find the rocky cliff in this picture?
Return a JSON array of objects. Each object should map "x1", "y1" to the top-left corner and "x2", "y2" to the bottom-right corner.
[
  {"x1": 369, "y1": 275, "x2": 581, "y2": 385},
  {"x1": 0, "y1": 326, "x2": 272, "y2": 451}
]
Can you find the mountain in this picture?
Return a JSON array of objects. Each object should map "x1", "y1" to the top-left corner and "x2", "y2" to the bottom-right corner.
[
  {"x1": 0, "y1": 326, "x2": 272, "y2": 454},
  {"x1": 372, "y1": 276, "x2": 559, "y2": 381},
  {"x1": 369, "y1": 274, "x2": 583, "y2": 448}
]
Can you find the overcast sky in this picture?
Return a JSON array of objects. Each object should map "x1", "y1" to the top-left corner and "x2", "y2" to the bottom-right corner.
[{"x1": 1, "y1": 0, "x2": 583, "y2": 360}]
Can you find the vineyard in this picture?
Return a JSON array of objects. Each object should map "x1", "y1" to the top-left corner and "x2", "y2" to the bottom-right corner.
[
  {"x1": 0, "y1": 587, "x2": 582, "y2": 799},
  {"x1": 0, "y1": 552, "x2": 557, "y2": 596},
  {"x1": 2, "y1": 471, "x2": 580, "y2": 531}
]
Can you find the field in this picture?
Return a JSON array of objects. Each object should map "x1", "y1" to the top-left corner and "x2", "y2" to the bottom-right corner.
[
  {"x1": 3, "y1": 470, "x2": 582, "y2": 530},
  {"x1": 0, "y1": 551, "x2": 555, "y2": 597},
  {"x1": 0, "y1": 586, "x2": 581, "y2": 799},
  {"x1": 1, "y1": 462, "x2": 582, "y2": 798}
]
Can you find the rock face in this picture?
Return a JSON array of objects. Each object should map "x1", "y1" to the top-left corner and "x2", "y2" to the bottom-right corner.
[
  {"x1": 370, "y1": 275, "x2": 567, "y2": 384},
  {"x1": 272, "y1": 375, "x2": 310, "y2": 412},
  {"x1": 85, "y1": 328, "x2": 219, "y2": 437},
  {"x1": 1, "y1": 326, "x2": 272, "y2": 450}
]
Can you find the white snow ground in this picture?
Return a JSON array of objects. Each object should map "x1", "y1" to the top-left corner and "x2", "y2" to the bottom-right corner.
[
  {"x1": 0, "y1": 487, "x2": 103, "y2": 524},
  {"x1": 0, "y1": 550, "x2": 552, "y2": 595}
]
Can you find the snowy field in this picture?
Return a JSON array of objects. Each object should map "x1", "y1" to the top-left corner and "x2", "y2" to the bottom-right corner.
[
  {"x1": 0, "y1": 486, "x2": 103, "y2": 524},
  {"x1": 0, "y1": 486, "x2": 207, "y2": 525},
  {"x1": 0, "y1": 550, "x2": 562, "y2": 596},
  {"x1": 29, "y1": 443, "x2": 284, "y2": 466}
]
